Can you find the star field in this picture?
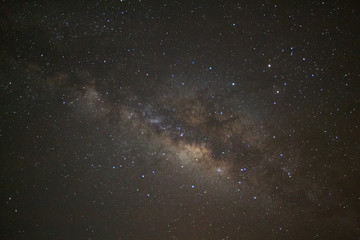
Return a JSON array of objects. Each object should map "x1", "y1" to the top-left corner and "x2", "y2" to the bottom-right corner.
[{"x1": 1, "y1": 1, "x2": 360, "y2": 239}]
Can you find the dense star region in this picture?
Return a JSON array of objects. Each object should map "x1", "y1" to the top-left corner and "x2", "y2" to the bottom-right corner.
[{"x1": 1, "y1": 1, "x2": 360, "y2": 239}]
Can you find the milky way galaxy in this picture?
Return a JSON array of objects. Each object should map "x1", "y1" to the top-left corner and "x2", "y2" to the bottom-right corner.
[{"x1": 1, "y1": 1, "x2": 360, "y2": 239}]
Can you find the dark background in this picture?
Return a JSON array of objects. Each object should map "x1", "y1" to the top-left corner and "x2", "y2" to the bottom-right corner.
[{"x1": 1, "y1": 0, "x2": 360, "y2": 239}]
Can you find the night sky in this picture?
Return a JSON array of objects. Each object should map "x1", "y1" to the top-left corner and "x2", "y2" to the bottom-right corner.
[{"x1": 1, "y1": 1, "x2": 360, "y2": 239}]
